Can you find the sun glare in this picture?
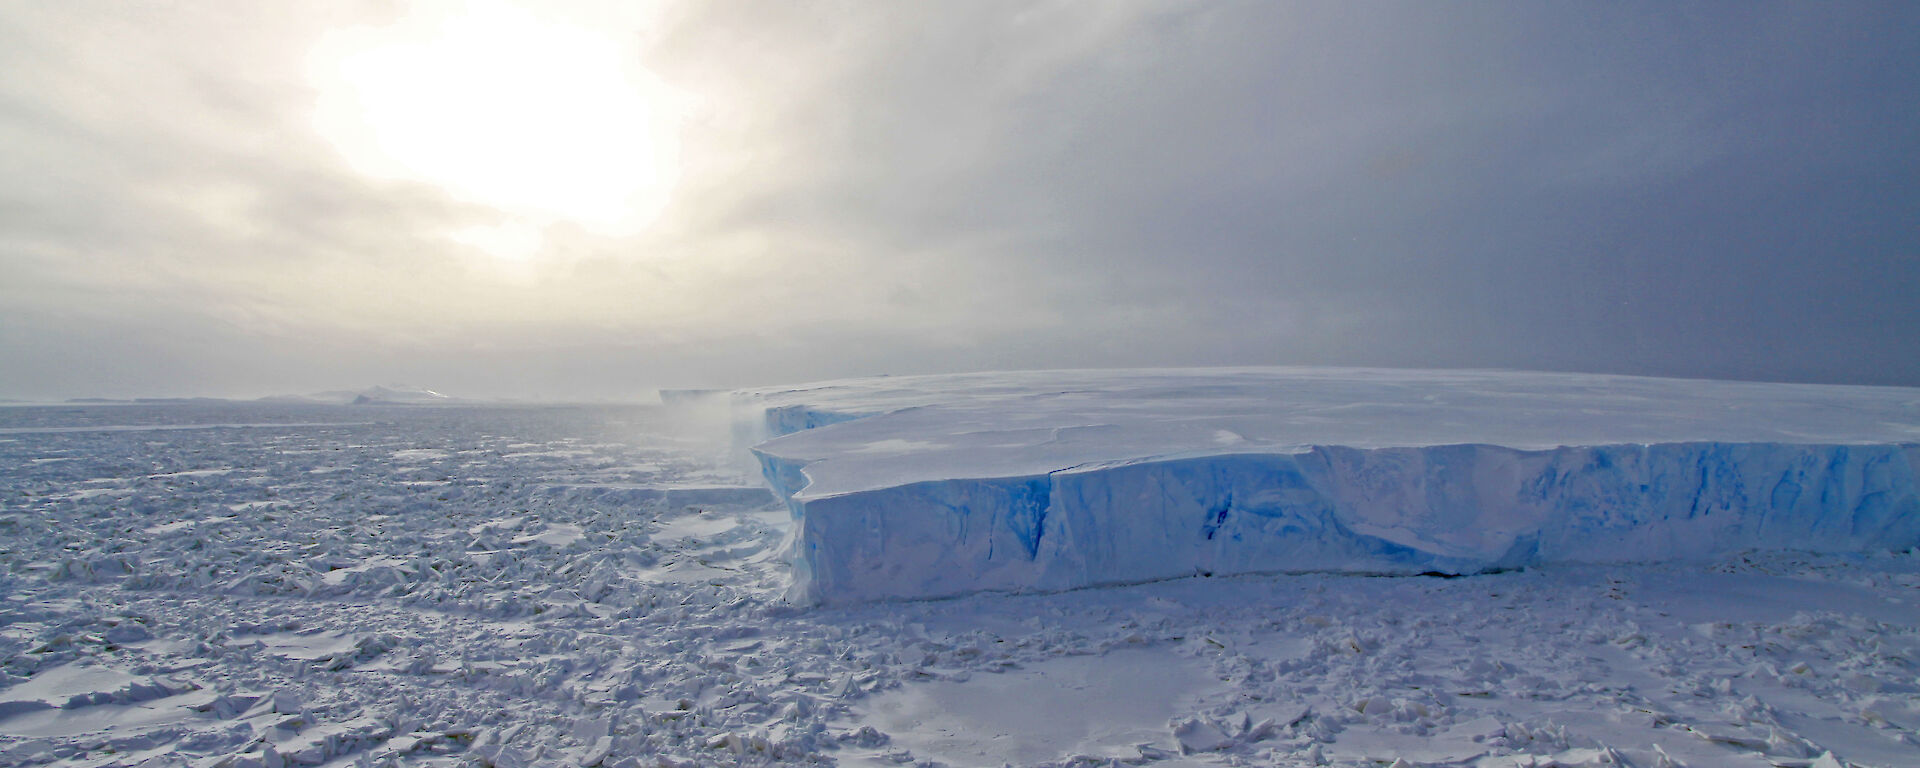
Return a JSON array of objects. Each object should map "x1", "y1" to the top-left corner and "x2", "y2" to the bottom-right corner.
[{"x1": 309, "y1": 1, "x2": 680, "y2": 247}]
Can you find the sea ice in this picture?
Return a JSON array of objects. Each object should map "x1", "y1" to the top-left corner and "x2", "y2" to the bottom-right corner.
[
  {"x1": 734, "y1": 368, "x2": 1920, "y2": 603},
  {"x1": 4, "y1": 395, "x2": 1918, "y2": 768}
]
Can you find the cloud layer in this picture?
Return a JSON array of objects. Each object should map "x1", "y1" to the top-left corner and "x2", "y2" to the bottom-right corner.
[{"x1": 3, "y1": 1, "x2": 1917, "y2": 399}]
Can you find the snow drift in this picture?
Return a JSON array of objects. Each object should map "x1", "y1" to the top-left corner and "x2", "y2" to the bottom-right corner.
[{"x1": 729, "y1": 368, "x2": 1920, "y2": 603}]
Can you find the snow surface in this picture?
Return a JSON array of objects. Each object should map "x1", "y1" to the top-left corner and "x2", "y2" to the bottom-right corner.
[
  {"x1": 3, "y1": 393, "x2": 1919, "y2": 768},
  {"x1": 735, "y1": 368, "x2": 1920, "y2": 604}
]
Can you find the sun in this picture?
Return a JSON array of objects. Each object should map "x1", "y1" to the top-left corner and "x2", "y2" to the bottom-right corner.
[{"x1": 308, "y1": 1, "x2": 680, "y2": 248}]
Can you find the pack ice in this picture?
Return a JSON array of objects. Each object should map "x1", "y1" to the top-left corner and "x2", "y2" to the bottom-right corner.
[{"x1": 735, "y1": 368, "x2": 1920, "y2": 603}]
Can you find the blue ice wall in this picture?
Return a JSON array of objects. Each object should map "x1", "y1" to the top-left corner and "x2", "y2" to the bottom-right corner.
[{"x1": 756, "y1": 427, "x2": 1920, "y2": 603}]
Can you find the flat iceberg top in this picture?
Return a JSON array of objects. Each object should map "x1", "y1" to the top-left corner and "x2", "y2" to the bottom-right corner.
[{"x1": 743, "y1": 367, "x2": 1920, "y2": 499}]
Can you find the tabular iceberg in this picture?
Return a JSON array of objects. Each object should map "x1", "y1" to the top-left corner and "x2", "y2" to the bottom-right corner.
[{"x1": 729, "y1": 368, "x2": 1920, "y2": 604}]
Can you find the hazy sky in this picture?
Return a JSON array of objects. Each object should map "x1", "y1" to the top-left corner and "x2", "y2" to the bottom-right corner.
[{"x1": 3, "y1": 1, "x2": 1916, "y2": 400}]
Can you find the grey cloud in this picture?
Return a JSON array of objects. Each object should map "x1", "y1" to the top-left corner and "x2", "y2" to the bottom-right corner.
[
  {"x1": 649, "y1": 1, "x2": 1920, "y2": 384},
  {"x1": 2, "y1": 1, "x2": 1917, "y2": 399}
]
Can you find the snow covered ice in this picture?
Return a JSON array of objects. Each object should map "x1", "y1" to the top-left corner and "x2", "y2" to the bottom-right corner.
[
  {"x1": 737, "y1": 368, "x2": 1920, "y2": 604},
  {"x1": 2, "y1": 371, "x2": 1919, "y2": 768}
]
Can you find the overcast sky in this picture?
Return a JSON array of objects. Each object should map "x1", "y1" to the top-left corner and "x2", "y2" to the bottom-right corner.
[{"x1": 2, "y1": 1, "x2": 1916, "y2": 400}]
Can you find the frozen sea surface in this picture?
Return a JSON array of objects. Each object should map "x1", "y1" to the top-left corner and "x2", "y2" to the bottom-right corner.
[{"x1": 2, "y1": 399, "x2": 1918, "y2": 767}]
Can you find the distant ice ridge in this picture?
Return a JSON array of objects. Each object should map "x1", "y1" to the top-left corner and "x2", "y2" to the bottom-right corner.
[
  {"x1": 727, "y1": 368, "x2": 1920, "y2": 604},
  {"x1": 259, "y1": 384, "x2": 458, "y2": 405}
]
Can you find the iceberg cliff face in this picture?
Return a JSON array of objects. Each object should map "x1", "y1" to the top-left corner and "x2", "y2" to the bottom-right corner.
[{"x1": 735, "y1": 369, "x2": 1920, "y2": 603}]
